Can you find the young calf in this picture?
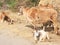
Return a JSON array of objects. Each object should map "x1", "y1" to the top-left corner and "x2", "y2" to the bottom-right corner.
[{"x1": 33, "y1": 26, "x2": 49, "y2": 43}]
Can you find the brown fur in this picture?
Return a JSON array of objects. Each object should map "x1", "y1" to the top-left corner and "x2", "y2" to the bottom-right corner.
[
  {"x1": 0, "y1": 11, "x2": 6, "y2": 22},
  {"x1": 23, "y1": 5, "x2": 58, "y2": 33},
  {"x1": 0, "y1": 11, "x2": 13, "y2": 24}
]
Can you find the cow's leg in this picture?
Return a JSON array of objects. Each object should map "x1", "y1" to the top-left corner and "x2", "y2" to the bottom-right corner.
[
  {"x1": 46, "y1": 33, "x2": 50, "y2": 40},
  {"x1": 33, "y1": 24, "x2": 36, "y2": 30},
  {"x1": 32, "y1": 21, "x2": 36, "y2": 30},
  {"x1": 53, "y1": 20, "x2": 58, "y2": 34},
  {"x1": 0, "y1": 17, "x2": 4, "y2": 23},
  {"x1": 39, "y1": 35, "x2": 43, "y2": 41}
]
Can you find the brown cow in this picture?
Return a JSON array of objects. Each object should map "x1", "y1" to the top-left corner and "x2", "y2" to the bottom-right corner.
[
  {"x1": 22, "y1": 5, "x2": 58, "y2": 34},
  {"x1": 0, "y1": 11, "x2": 13, "y2": 24}
]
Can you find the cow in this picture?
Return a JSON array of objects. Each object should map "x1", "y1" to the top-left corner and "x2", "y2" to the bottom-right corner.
[
  {"x1": 22, "y1": 4, "x2": 58, "y2": 34},
  {"x1": 0, "y1": 11, "x2": 14, "y2": 24}
]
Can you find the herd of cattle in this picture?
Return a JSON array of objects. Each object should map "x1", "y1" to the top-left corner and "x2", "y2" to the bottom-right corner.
[
  {"x1": 21, "y1": 4, "x2": 59, "y2": 43},
  {"x1": 0, "y1": 4, "x2": 60, "y2": 43}
]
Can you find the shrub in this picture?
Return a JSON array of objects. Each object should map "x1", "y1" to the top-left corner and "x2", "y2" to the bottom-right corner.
[{"x1": 0, "y1": 2, "x2": 3, "y2": 7}]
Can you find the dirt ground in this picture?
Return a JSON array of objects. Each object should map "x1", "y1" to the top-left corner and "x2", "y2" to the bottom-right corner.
[{"x1": 0, "y1": 10, "x2": 60, "y2": 45}]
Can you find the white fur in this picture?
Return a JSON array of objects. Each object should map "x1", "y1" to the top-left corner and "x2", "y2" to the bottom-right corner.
[
  {"x1": 33, "y1": 26, "x2": 50, "y2": 42},
  {"x1": 38, "y1": 30, "x2": 49, "y2": 41},
  {"x1": 33, "y1": 30, "x2": 40, "y2": 41}
]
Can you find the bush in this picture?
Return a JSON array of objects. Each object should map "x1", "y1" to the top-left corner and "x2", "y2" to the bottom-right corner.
[
  {"x1": 0, "y1": 0, "x2": 40, "y2": 11},
  {"x1": 0, "y1": 2, "x2": 3, "y2": 7},
  {"x1": 30, "y1": 0, "x2": 40, "y2": 6},
  {"x1": 5, "y1": 0, "x2": 17, "y2": 8}
]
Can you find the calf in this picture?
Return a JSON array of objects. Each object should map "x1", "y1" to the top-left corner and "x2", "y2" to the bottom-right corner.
[{"x1": 33, "y1": 26, "x2": 49, "y2": 43}]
